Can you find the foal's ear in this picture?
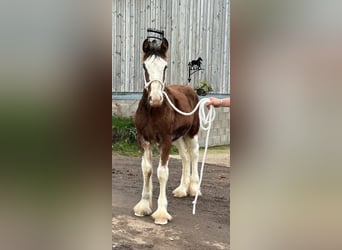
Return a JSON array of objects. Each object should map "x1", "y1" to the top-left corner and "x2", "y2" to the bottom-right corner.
[
  {"x1": 160, "y1": 38, "x2": 169, "y2": 56},
  {"x1": 142, "y1": 39, "x2": 150, "y2": 53}
]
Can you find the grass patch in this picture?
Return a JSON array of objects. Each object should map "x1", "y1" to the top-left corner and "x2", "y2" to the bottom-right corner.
[
  {"x1": 112, "y1": 141, "x2": 141, "y2": 157},
  {"x1": 112, "y1": 116, "x2": 140, "y2": 156}
]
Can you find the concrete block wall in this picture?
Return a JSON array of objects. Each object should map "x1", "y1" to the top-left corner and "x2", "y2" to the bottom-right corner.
[
  {"x1": 112, "y1": 99, "x2": 139, "y2": 118},
  {"x1": 112, "y1": 99, "x2": 230, "y2": 146},
  {"x1": 197, "y1": 107, "x2": 230, "y2": 147}
]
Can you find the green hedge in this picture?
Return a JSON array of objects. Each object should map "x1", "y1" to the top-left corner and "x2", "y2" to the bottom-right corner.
[{"x1": 112, "y1": 116, "x2": 178, "y2": 156}]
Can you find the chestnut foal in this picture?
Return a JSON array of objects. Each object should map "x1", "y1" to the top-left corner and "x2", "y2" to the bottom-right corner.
[{"x1": 133, "y1": 37, "x2": 201, "y2": 225}]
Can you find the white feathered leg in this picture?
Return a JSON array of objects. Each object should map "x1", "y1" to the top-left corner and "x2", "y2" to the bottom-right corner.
[
  {"x1": 134, "y1": 142, "x2": 153, "y2": 216},
  {"x1": 152, "y1": 160, "x2": 172, "y2": 224}
]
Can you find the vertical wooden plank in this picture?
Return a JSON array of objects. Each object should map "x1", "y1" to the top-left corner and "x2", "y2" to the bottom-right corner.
[
  {"x1": 219, "y1": 0, "x2": 224, "y2": 93},
  {"x1": 116, "y1": 0, "x2": 124, "y2": 92},
  {"x1": 183, "y1": 0, "x2": 190, "y2": 84},
  {"x1": 209, "y1": 0, "x2": 214, "y2": 91},
  {"x1": 178, "y1": 0, "x2": 185, "y2": 83},
  {"x1": 212, "y1": 0, "x2": 218, "y2": 92},
  {"x1": 141, "y1": 0, "x2": 146, "y2": 49},
  {"x1": 135, "y1": 0, "x2": 141, "y2": 92},
  {"x1": 112, "y1": 3, "x2": 115, "y2": 91},
  {"x1": 115, "y1": 0, "x2": 122, "y2": 92},
  {"x1": 220, "y1": 0, "x2": 226, "y2": 94},
  {"x1": 151, "y1": 0, "x2": 156, "y2": 29},
  {"x1": 112, "y1": 0, "x2": 116, "y2": 92},
  {"x1": 222, "y1": 0, "x2": 230, "y2": 94},
  {"x1": 122, "y1": 0, "x2": 126, "y2": 91},
  {"x1": 120, "y1": 0, "x2": 125, "y2": 92},
  {"x1": 196, "y1": 0, "x2": 201, "y2": 64},
  {"x1": 192, "y1": 0, "x2": 199, "y2": 87},
  {"x1": 132, "y1": 0, "x2": 137, "y2": 92},
  {"x1": 219, "y1": 0, "x2": 229, "y2": 93},
  {"x1": 197, "y1": 0, "x2": 205, "y2": 86},
  {"x1": 159, "y1": 0, "x2": 166, "y2": 30},
  {"x1": 169, "y1": 0, "x2": 178, "y2": 84},
  {"x1": 219, "y1": 0, "x2": 225, "y2": 94},
  {"x1": 129, "y1": 0, "x2": 134, "y2": 92},
  {"x1": 125, "y1": 0, "x2": 130, "y2": 92},
  {"x1": 148, "y1": 0, "x2": 151, "y2": 29},
  {"x1": 136, "y1": 0, "x2": 144, "y2": 91},
  {"x1": 227, "y1": 0, "x2": 230, "y2": 94},
  {"x1": 144, "y1": 0, "x2": 148, "y2": 40},
  {"x1": 191, "y1": 0, "x2": 198, "y2": 86},
  {"x1": 163, "y1": 0, "x2": 169, "y2": 83},
  {"x1": 217, "y1": 0, "x2": 227, "y2": 94},
  {"x1": 140, "y1": 0, "x2": 144, "y2": 91},
  {"x1": 188, "y1": 0, "x2": 193, "y2": 67},
  {"x1": 155, "y1": 0, "x2": 160, "y2": 29},
  {"x1": 124, "y1": 0, "x2": 128, "y2": 92},
  {"x1": 175, "y1": 0, "x2": 179, "y2": 83},
  {"x1": 204, "y1": 0, "x2": 211, "y2": 88},
  {"x1": 165, "y1": 0, "x2": 172, "y2": 84},
  {"x1": 133, "y1": 0, "x2": 136, "y2": 92},
  {"x1": 178, "y1": 0, "x2": 183, "y2": 74}
]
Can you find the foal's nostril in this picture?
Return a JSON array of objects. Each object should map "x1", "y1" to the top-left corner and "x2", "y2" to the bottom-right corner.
[{"x1": 148, "y1": 95, "x2": 163, "y2": 107}]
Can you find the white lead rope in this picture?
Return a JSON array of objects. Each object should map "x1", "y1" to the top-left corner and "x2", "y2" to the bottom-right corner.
[{"x1": 162, "y1": 91, "x2": 216, "y2": 215}]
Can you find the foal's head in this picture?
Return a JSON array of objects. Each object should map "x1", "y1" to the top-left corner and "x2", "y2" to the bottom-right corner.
[{"x1": 142, "y1": 37, "x2": 168, "y2": 107}]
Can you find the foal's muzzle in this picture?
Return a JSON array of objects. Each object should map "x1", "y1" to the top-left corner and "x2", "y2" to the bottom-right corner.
[
  {"x1": 148, "y1": 95, "x2": 163, "y2": 107},
  {"x1": 147, "y1": 80, "x2": 164, "y2": 107}
]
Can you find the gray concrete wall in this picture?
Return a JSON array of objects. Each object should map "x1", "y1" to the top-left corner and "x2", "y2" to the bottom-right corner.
[
  {"x1": 198, "y1": 106, "x2": 230, "y2": 147},
  {"x1": 112, "y1": 99, "x2": 230, "y2": 147}
]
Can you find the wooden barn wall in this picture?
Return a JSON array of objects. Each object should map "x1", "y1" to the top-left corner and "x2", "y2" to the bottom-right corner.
[{"x1": 112, "y1": 0, "x2": 230, "y2": 94}]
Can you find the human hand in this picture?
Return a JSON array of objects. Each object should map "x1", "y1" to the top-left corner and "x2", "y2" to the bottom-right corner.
[{"x1": 206, "y1": 97, "x2": 222, "y2": 108}]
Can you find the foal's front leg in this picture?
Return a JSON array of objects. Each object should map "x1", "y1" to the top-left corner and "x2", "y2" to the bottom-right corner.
[
  {"x1": 134, "y1": 141, "x2": 153, "y2": 217},
  {"x1": 151, "y1": 143, "x2": 172, "y2": 225}
]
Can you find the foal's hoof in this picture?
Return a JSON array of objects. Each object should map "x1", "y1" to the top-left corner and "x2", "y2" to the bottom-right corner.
[
  {"x1": 172, "y1": 186, "x2": 188, "y2": 198},
  {"x1": 189, "y1": 186, "x2": 202, "y2": 197},
  {"x1": 152, "y1": 209, "x2": 172, "y2": 225},
  {"x1": 133, "y1": 200, "x2": 152, "y2": 217}
]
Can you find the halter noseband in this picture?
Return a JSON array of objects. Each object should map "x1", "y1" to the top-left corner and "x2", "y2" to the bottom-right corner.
[{"x1": 144, "y1": 79, "x2": 165, "y2": 91}]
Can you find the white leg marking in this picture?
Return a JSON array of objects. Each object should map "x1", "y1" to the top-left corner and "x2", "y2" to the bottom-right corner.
[
  {"x1": 186, "y1": 135, "x2": 201, "y2": 196},
  {"x1": 172, "y1": 137, "x2": 191, "y2": 197},
  {"x1": 134, "y1": 143, "x2": 153, "y2": 217},
  {"x1": 152, "y1": 161, "x2": 172, "y2": 225}
]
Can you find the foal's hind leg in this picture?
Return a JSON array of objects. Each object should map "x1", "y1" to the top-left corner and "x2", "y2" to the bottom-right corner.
[
  {"x1": 134, "y1": 141, "x2": 153, "y2": 217},
  {"x1": 185, "y1": 135, "x2": 201, "y2": 196},
  {"x1": 172, "y1": 137, "x2": 191, "y2": 197}
]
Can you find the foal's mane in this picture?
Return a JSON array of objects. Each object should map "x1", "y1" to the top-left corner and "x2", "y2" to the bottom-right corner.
[{"x1": 142, "y1": 38, "x2": 169, "y2": 61}]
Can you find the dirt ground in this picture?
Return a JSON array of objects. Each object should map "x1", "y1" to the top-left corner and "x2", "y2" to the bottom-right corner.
[{"x1": 112, "y1": 149, "x2": 230, "y2": 250}]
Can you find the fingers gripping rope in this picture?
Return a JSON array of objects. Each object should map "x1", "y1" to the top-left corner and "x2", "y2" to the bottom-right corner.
[{"x1": 162, "y1": 91, "x2": 216, "y2": 214}]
